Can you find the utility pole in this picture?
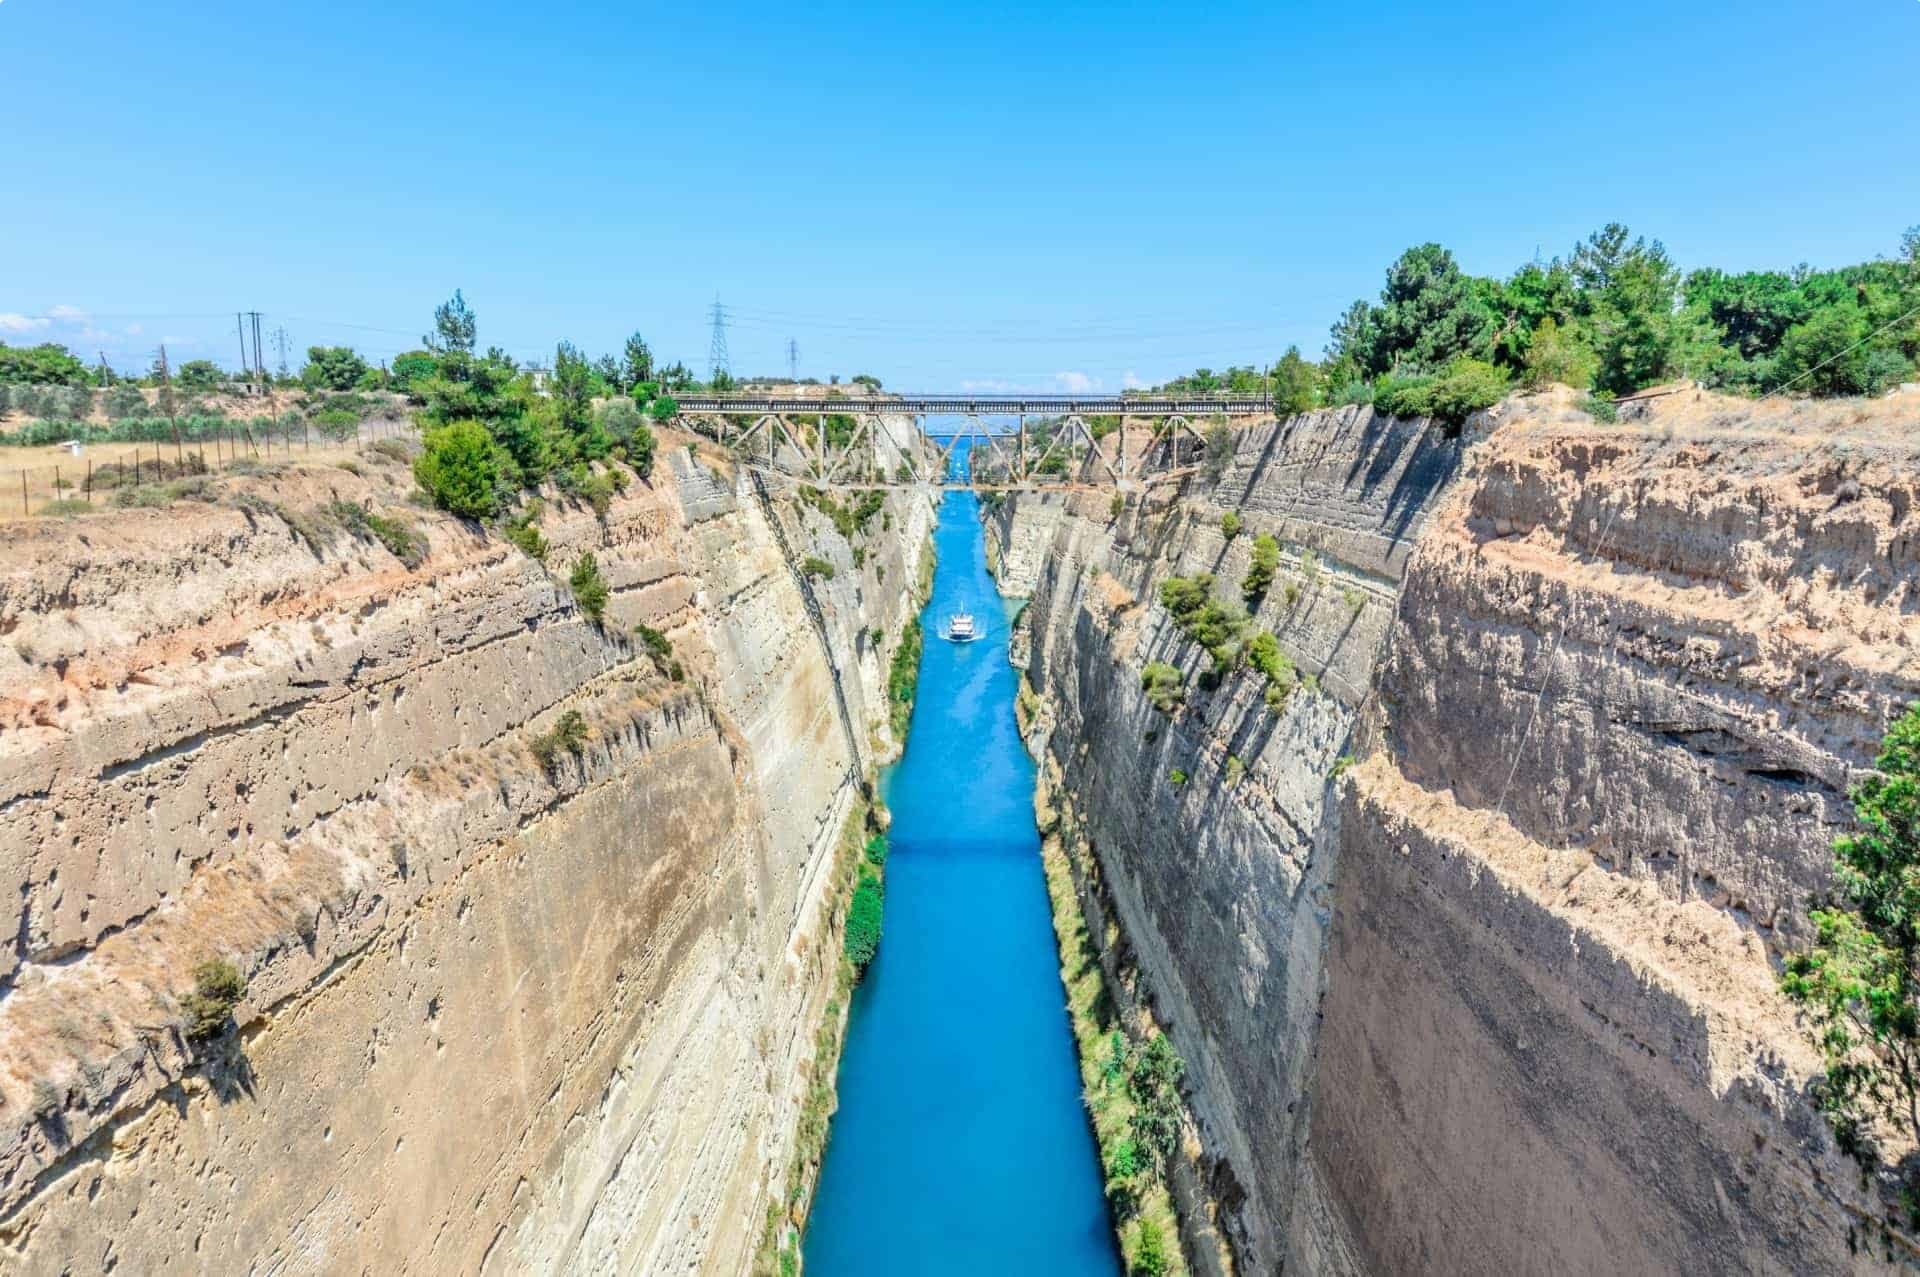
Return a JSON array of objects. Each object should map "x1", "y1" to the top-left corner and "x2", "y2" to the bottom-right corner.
[
  {"x1": 236, "y1": 313, "x2": 251, "y2": 388},
  {"x1": 272, "y1": 326, "x2": 290, "y2": 379},
  {"x1": 707, "y1": 296, "x2": 730, "y2": 384},
  {"x1": 788, "y1": 337, "x2": 799, "y2": 382},
  {"x1": 248, "y1": 311, "x2": 266, "y2": 393}
]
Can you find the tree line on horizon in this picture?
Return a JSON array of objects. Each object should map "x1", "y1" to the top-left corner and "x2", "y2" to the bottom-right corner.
[{"x1": 1150, "y1": 222, "x2": 1920, "y2": 424}]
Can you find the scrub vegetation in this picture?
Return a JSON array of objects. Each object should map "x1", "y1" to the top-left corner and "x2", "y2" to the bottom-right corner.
[
  {"x1": 1783, "y1": 705, "x2": 1920, "y2": 1226},
  {"x1": 1037, "y1": 797, "x2": 1191, "y2": 1275},
  {"x1": 754, "y1": 797, "x2": 891, "y2": 1277}
]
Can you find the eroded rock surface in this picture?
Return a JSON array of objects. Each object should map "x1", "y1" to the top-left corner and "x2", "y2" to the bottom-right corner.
[
  {"x1": 997, "y1": 391, "x2": 1920, "y2": 1275},
  {"x1": 0, "y1": 431, "x2": 932, "y2": 1273}
]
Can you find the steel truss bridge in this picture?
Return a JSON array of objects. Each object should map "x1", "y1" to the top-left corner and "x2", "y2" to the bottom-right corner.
[{"x1": 673, "y1": 394, "x2": 1274, "y2": 490}]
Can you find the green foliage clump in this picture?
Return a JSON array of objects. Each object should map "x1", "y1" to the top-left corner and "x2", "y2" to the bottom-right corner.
[
  {"x1": 1126, "y1": 1033, "x2": 1187, "y2": 1169},
  {"x1": 1132, "y1": 1219, "x2": 1170, "y2": 1277},
  {"x1": 1201, "y1": 421, "x2": 1235, "y2": 481},
  {"x1": 844, "y1": 875, "x2": 884, "y2": 969},
  {"x1": 1782, "y1": 705, "x2": 1920, "y2": 1183},
  {"x1": 181, "y1": 958, "x2": 247, "y2": 1041},
  {"x1": 36, "y1": 499, "x2": 93, "y2": 518},
  {"x1": 329, "y1": 501, "x2": 427, "y2": 568},
  {"x1": 1140, "y1": 662, "x2": 1184, "y2": 714},
  {"x1": 503, "y1": 506, "x2": 548, "y2": 562},
  {"x1": 864, "y1": 834, "x2": 889, "y2": 868},
  {"x1": 1220, "y1": 509, "x2": 1242, "y2": 539},
  {"x1": 801, "y1": 555, "x2": 835, "y2": 580},
  {"x1": 1242, "y1": 532, "x2": 1279, "y2": 605},
  {"x1": 414, "y1": 420, "x2": 501, "y2": 519},
  {"x1": 1160, "y1": 573, "x2": 1248, "y2": 673},
  {"x1": 887, "y1": 618, "x2": 924, "y2": 738},
  {"x1": 529, "y1": 709, "x2": 589, "y2": 772},
  {"x1": 1167, "y1": 768, "x2": 1188, "y2": 787},
  {"x1": 1246, "y1": 631, "x2": 1299, "y2": 710},
  {"x1": 569, "y1": 553, "x2": 610, "y2": 621},
  {"x1": 635, "y1": 623, "x2": 672, "y2": 660},
  {"x1": 302, "y1": 345, "x2": 370, "y2": 391}
]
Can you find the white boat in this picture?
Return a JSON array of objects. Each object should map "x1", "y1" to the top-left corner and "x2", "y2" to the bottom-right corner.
[{"x1": 944, "y1": 611, "x2": 979, "y2": 643}]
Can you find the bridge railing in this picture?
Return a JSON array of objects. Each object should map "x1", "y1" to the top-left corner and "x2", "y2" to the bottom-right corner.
[{"x1": 672, "y1": 395, "x2": 1272, "y2": 416}]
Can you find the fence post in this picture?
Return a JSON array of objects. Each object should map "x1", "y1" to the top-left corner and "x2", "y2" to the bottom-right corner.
[
  {"x1": 86, "y1": 458, "x2": 92, "y2": 503},
  {"x1": 20, "y1": 470, "x2": 27, "y2": 516}
]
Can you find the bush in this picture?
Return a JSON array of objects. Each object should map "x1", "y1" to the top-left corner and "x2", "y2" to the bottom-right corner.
[
  {"x1": 181, "y1": 958, "x2": 247, "y2": 1041},
  {"x1": 864, "y1": 834, "x2": 889, "y2": 868},
  {"x1": 414, "y1": 421, "x2": 500, "y2": 519},
  {"x1": 1423, "y1": 357, "x2": 1510, "y2": 426},
  {"x1": 844, "y1": 875, "x2": 884, "y2": 969},
  {"x1": 582, "y1": 469, "x2": 617, "y2": 520},
  {"x1": 1167, "y1": 768, "x2": 1188, "y2": 787},
  {"x1": 529, "y1": 709, "x2": 589, "y2": 772},
  {"x1": 648, "y1": 395, "x2": 678, "y2": 423},
  {"x1": 1160, "y1": 574, "x2": 1247, "y2": 672},
  {"x1": 1578, "y1": 395, "x2": 1619, "y2": 424},
  {"x1": 635, "y1": 623, "x2": 672, "y2": 660},
  {"x1": 1242, "y1": 533, "x2": 1279, "y2": 605},
  {"x1": 1201, "y1": 421, "x2": 1234, "y2": 481},
  {"x1": 1220, "y1": 510, "x2": 1242, "y2": 539},
  {"x1": 569, "y1": 553, "x2": 610, "y2": 621},
  {"x1": 888, "y1": 618, "x2": 923, "y2": 738},
  {"x1": 802, "y1": 555, "x2": 835, "y2": 580},
  {"x1": 36, "y1": 499, "x2": 93, "y2": 518},
  {"x1": 503, "y1": 510, "x2": 548, "y2": 562},
  {"x1": 329, "y1": 501, "x2": 427, "y2": 568},
  {"x1": 1133, "y1": 1219, "x2": 1170, "y2": 1277},
  {"x1": 1141, "y1": 662, "x2": 1184, "y2": 713}
]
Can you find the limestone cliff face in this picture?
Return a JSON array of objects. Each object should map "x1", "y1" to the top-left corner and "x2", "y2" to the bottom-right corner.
[
  {"x1": 998, "y1": 391, "x2": 1920, "y2": 1275},
  {"x1": 0, "y1": 432, "x2": 931, "y2": 1274}
]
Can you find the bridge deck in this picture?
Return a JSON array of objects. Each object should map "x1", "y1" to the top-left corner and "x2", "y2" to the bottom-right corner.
[{"x1": 673, "y1": 394, "x2": 1271, "y2": 415}]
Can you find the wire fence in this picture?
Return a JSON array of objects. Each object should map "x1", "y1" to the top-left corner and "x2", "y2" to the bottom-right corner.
[{"x1": 2, "y1": 416, "x2": 419, "y2": 518}]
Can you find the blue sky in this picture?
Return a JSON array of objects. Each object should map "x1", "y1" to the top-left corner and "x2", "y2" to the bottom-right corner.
[{"x1": 3, "y1": 0, "x2": 1916, "y2": 389}]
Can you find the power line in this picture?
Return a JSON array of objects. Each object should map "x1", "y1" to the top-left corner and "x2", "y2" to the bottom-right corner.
[
  {"x1": 272, "y1": 326, "x2": 291, "y2": 377},
  {"x1": 708, "y1": 296, "x2": 730, "y2": 381}
]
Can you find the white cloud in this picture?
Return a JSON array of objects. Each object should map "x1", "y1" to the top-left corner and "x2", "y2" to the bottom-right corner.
[
  {"x1": 1121, "y1": 369, "x2": 1145, "y2": 390},
  {"x1": 46, "y1": 304, "x2": 87, "y2": 323},
  {"x1": 124, "y1": 323, "x2": 143, "y2": 337},
  {"x1": 1054, "y1": 371, "x2": 1099, "y2": 393},
  {"x1": 0, "y1": 313, "x2": 49, "y2": 334}
]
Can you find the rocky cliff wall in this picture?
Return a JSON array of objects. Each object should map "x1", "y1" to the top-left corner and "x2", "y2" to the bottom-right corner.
[
  {"x1": 998, "y1": 390, "x2": 1920, "y2": 1275},
  {"x1": 0, "y1": 429, "x2": 932, "y2": 1274}
]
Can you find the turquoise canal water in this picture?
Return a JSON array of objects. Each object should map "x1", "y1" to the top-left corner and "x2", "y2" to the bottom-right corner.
[{"x1": 803, "y1": 484, "x2": 1119, "y2": 1275}]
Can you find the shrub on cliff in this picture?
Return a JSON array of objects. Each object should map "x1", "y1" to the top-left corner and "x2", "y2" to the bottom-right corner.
[
  {"x1": 1126, "y1": 1033, "x2": 1186, "y2": 1168},
  {"x1": 844, "y1": 874, "x2": 884, "y2": 969},
  {"x1": 888, "y1": 618, "x2": 924, "y2": 737},
  {"x1": 1132, "y1": 1219, "x2": 1170, "y2": 1277},
  {"x1": 1783, "y1": 704, "x2": 1920, "y2": 1206},
  {"x1": 1220, "y1": 510, "x2": 1241, "y2": 539},
  {"x1": 1140, "y1": 662, "x2": 1183, "y2": 713},
  {"x1": 1242, "y1": 533, "x2": 1279, "y2": 606},
  {"x1": 569, "y1": 553, "x2": 610, "y2": 621},
  {"x1": 414, "y1": 420, "x2": 501, "y2": 519},
  {"x1": 181, "y1": 958, "x2": 247, "y2": 1041},
  {"x1": 529, "y1": 709, "x2": 589, "y2": 772}
]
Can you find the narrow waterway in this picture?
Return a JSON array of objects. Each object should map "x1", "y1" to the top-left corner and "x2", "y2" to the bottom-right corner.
[{"x1": 804, "y1": 484, "x2": 1119, "y2": 1274}]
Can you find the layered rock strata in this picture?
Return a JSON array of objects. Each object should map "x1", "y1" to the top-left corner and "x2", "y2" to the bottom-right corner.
[
  {"x1": 0, "y1": 430, "x2": 931, "y2": 1274},
  {"x1": 998, "y1": 391, "x2": 1920, "y2": 1275}
]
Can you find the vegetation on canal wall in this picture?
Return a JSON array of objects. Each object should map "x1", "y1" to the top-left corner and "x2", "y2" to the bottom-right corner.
[{"x1": 1036, "y1": 784, "x2": 1193, "y2": 1275}]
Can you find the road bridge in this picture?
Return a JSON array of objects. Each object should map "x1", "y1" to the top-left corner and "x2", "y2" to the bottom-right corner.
[{"x1": 673, "y1": 393, "x2": 1273, "y2": 490}]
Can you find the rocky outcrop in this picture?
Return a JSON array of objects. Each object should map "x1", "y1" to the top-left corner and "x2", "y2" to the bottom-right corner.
[
  {"x1": 998, "y1": 391, "x2": 1920, "y2": 1275},
  {"x1": 0, "y1": 429, "x2": 932, "y2": 1273}
]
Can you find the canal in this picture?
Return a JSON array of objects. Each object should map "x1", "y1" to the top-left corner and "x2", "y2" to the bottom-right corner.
[{"x1": 803, "y1": 483, "x2": 1119, "y2": 1274}]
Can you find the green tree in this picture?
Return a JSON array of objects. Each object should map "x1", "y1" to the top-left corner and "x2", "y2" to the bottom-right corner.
[
  {"x1": 552, "y1": 340, "x2": 611, "y2": 459},
  {"x1": 1774, "y1": 303, "x2": 1872, "y2": 397},
  {"x1": 1243, "y1": 533, "x2": 1280, "y2": 605},
  {"x1": 413, "y1": 421, "x2": 501, "y2": 519},
  {"x1": 175, "y1": 359, "x2": 223, "y2": 390},
  {"x1": 1570, "y1": 224, "x2": 1696, "y2": 396},
  {"x1": 1521, "y1": 317, "x2": 1597, "y2": 389},
  {"x1": 1370, "y1": 243, "x2": 1499, "y2": 374},
  {"x1": 0, "y1": 341, "x2": 91, "y2": 385},
  {"x1": 845, "y1": 876, "x2": 884, "y2": 969},
  {"x1": 1269, "y1": 345, "x2": 1323, "y2": 415},
  {"x1": 301, "y1": 346, "x2": 370, "y2": 391},
  {"x1": 623, "y1": 332, "x2": 654, "y2": 388},
  {"x1": 427, "y1": 289, "x2": 477, "y2": 354},
  {"x1": 569, "y1": 552, "x2": 611, "y2": 621},
  {"x1": 1132, "y1": 1219, "x2": 1170, "y2": 1277},
  {"x1": 1782, "y1": 705, "x2": 1920, "y2": 1193},
  {"x1": 389, "y1": 350, "x2": 438, "y2": 399}
]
